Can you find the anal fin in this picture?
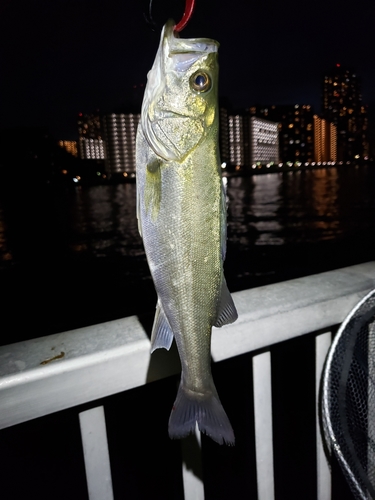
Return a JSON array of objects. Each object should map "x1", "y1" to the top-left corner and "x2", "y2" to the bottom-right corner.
[{"x1": 150, "y1": 301, "x2": 174, "y2": 352}]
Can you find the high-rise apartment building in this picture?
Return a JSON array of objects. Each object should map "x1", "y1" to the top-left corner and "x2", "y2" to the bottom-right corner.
[
  {"x1": 79, "y1": 138, "x2": 106, "y2": 160},
  {"x1": 219, "y1": 102, "x2": 230, "y2": 165},
  {"x1": 102, "y1": 113, "x2": 140, "y2": 175},
  {"x1": 78, "y1": 111, "x2": 102, "y2": 139},
  {"x1": 228, "y1": 113, "x2": 249, "y2": 167},
  {"x1": 219, "y1": 108, "x2": 278, "y2": 169},
  {"x1": 313, "y1": 115, "x2": 337, "y2": 162},
  {"x1": 250, "y1": 104, "x2": 315, "y2": 163},
  {"x1": 77, "y1": 111, "x2": 105, "y2": 160},
  {"x1": 322, "y1": 65, "x2": 369, "y2": 160},
  {"x1": 58, "y1": 140, "x2": 78, "y2": 157},
  {"x1": 250, "y1": 117, "x2": 279, "y2": 164}
]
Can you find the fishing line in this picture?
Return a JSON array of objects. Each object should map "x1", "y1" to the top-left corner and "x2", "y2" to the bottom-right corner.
[{"x1": 143, "y1": 0, "x2": 157, "y2": 31}]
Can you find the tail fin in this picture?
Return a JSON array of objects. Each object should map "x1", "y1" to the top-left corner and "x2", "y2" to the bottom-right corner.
[{"x1": 168, "y1": 383, "x2": 235, "y2": 446}]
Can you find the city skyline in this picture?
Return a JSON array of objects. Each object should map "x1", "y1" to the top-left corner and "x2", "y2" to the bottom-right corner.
[{"x1": 1, "y1": 0, "x2": 374, "y2": 139}]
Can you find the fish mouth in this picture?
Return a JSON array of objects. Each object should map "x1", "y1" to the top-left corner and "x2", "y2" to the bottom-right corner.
[{"x1": 164, "y1": 19, "x2": 219, "y2": 55}]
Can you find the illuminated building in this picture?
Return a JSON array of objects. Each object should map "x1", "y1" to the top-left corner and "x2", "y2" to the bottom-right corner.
[
  {"x1": 250, "y1": 104, "x2": 315, "y2": 163},
  {"x1": 58, "y1": 140, "x2": 78, "y2": 157},
  {"x1": 313, "y1": 116, "x2": 337, "y2": 162},
  {"x1": 250, "y1": 117, "x2": 279, "y2": 164},
  {"x1": 228, "y1": 114, "x2": 248, "y2": 167},
  {"x1": 79, "y1": 138, "x2": 105, "y2": 160},
  {"x1": 219, "y1": 106, "x2": 278, "y2": 168},
  {"x1": 77, "y1": 111, "x2": 106, "y2": 160},
  {"x1": 78, "y1": 111, "x2": 101, "y2": 139},
  {"x1": 102, "y1": 113, "x2": 140, "y2": 175},
  {"x1": 322, "y1": 65, "x2": 369, "y2": 160},
  {"x1": 219, "y1": 102, "x2": 230, "y2": 165}
]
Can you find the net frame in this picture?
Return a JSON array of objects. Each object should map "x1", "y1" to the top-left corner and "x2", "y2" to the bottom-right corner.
[{"x1": 321, "y1": 288, "x2": 375, "y2": 500}]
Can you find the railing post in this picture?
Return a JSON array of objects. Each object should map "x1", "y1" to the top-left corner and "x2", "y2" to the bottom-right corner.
[
  {"x1": 79, "y1": 406, "x2": 114, "y2": 500},
  {"x1": 181, "y1": 424, "x2": 204, "y2": 500},
  {"x1": 315, "y1": 331, "x2": 332, "y2": 500},
  {"x1": 253, "y1": 351, "x2": 275, "y2": 500}
]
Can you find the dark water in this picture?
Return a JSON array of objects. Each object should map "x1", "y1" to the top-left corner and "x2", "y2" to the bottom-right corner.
[
  {"x1": 1, "y1": 165, "x2": 373, "y2": 499},
  {"x1": 0, "y1": 165, "x2": 375, "y2": 345}
]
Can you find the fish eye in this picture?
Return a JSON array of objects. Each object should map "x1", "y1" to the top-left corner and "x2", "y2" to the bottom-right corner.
[{"x1": 189, "y1": 71, "x2": 212, "y2": 93}]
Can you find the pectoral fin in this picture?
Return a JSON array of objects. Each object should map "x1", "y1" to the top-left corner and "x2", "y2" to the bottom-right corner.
[
  {"x1": 136, "y1": 188, "x2": 143, "y2": 237},
  {"x1": 150, "y1": 301, "x2": 174, "y2": 352},
  {"x1": 220, "y1": 180, "x2": 227, "y2": 261},
  {"x1": 214, "y1": 279, "x2": 238, "y2": 327}
]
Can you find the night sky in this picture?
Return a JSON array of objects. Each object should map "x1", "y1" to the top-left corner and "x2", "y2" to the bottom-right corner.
[{"x1": 1, "y1": 0, "x2": 374, "y2": 139}]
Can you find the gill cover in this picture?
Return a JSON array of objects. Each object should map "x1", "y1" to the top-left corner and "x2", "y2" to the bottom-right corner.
[{"x1": 141, "y1": 20, "x2": 219, "y2": 162}]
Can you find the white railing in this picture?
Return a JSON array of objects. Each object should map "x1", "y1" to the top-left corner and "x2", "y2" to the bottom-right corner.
[{"x1": 1, "y1": 262, "x2": 375, "y2": 499}]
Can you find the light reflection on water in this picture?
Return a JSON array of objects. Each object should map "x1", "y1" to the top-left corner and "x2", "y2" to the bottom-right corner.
[
  {"x1": 226, "y1": 166, "x2": 375, "y2": 250},
  {"x1": 0, "y1": 166, "x2": 374, "y2": 265},
  {"x1": 249, "y1": 174, "x2": 284, "y2": 246},
  {"x1": 69, "y1": 183, "x2": 143, "y2": 258}
]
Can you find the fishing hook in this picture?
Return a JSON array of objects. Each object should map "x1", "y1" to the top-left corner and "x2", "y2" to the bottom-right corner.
[
  {"x1": 143, "y1": 0, "x2": 195, "y2": 33},
  {"x1": 174, "y1": 0, "x2": 196, "y2": 32}
]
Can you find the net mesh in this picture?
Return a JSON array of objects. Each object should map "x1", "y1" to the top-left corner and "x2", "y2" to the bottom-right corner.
[{"x1": 322, "y1": 289, "x2": 375, "y2": 500}]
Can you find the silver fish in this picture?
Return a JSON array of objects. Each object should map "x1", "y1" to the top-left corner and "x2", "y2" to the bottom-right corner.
[{"x1": 136, "y1": 20, "x2": 237, "y2": 445}]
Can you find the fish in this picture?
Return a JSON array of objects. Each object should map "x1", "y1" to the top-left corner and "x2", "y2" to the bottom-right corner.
[{"x1": 136, "y1": 19, "x2": 238, "y2": 445}]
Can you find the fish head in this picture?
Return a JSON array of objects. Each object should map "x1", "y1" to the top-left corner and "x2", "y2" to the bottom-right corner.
[{"x1": 141, "y1": 20, "x2": 219, "y2": 162}]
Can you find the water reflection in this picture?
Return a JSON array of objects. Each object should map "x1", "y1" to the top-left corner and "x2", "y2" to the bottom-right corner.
[
  {"x1": 50, "y1": 167, "x2": 375, "y2": 257},
  {"x1": 227, "y1": 173, "x2": 284, "y2": 248},
  {"x1": 311, "y1": 168, "x2": 340, "y2": 237},
  {"x1": 277, "y1": 168, "x2": 342, "y2": 243},
  {"x1": 227, "y1": 166, "x2": 375, "y2": 250},
  {"x1": 69, "y1": 184, "x2": 143, "y2": 258},
  {"x1": 0, "y1": 166, "x2": 374, "y2": 268},
  {"x1": 250, "y1": 174, "x2": 284, "y2": 245}
]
